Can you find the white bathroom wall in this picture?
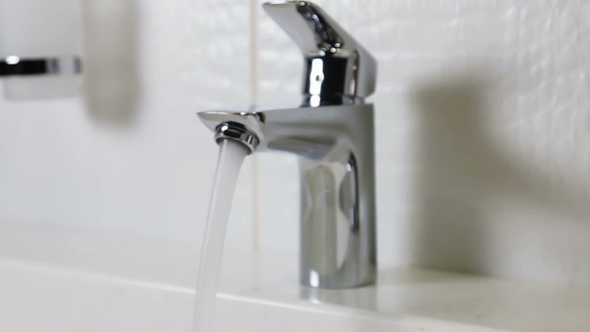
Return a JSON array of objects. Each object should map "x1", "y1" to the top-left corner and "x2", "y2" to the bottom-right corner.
[
  {"x1": 0, "y1": 0, "x2": 255, "y2": 249},
  {"x1": 256, "y1": 0, "x2": 590, "y2": 285}
]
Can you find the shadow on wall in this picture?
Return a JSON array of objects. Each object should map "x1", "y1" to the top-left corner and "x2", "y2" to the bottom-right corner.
[
  {"x1": 409, "y1": 71, "x2": 590, "y2": 276},
  {"x1": 83, "y1": 0, "x2": 140, "y2": 127}
]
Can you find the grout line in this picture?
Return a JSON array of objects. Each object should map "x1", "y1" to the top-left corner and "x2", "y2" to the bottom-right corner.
[
  {"x1": 252, "y1": 156, "x2": 260, "y2": 251},
  {"x1": 250, "y1": 0, "x2": 260, "y2": 252}
]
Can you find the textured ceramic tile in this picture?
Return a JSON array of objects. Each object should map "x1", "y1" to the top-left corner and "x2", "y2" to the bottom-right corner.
[
  {"x1": 256, "y1": 153, "x2": 299, "y2": 253},
  {"x1": 0, "y1": 0, "x2": 255, "y2": 249},
  {"x1": 257, "y1": 0, "x2": 590, "y2": 285}
]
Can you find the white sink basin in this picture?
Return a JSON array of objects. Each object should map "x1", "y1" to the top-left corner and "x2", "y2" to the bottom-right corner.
[{"x1": 0, "y1": 221, "x2": 588, "y2": 332}]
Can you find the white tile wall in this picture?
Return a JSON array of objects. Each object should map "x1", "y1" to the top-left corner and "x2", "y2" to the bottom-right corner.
[
  {"x1": 256, "y1": 0, "x2": 590, "y2": 285},
  {"x1": 0, "y1": 0, "x2": 255, "y2": 249},
  {"x1": 1, "y1": 0, "x2": 590, "y2": 285}
]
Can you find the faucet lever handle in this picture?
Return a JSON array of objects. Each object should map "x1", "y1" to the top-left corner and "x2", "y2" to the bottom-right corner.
[{"x1": 263, "y1": 1, "x2": 377, "y2": 105}]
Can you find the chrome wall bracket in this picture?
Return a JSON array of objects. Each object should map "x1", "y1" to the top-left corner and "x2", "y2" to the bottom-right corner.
[{"x1": 0, "y1": 56, "x2": 81, "y2": 77}]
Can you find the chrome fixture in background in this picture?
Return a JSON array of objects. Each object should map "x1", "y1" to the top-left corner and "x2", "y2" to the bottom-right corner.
[
  {"x1": 0, "y1": 56, "x2": 82, "y2": 77},
  {"x1": 199, "y1": 1, "x2": 377, "y2": 289},
  {"x1": 0, "y1": 0, "x2": 83, "y2": 100}
]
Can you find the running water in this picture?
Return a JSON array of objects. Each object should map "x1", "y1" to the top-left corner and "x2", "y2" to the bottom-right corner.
[{"x1": 191, "y1": 139, "x2": 250, "y2": 332}]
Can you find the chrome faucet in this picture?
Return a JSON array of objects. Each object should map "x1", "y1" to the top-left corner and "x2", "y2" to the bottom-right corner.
[{"x1": 198, "y1": 1, "x2": 377, "y2": 289}]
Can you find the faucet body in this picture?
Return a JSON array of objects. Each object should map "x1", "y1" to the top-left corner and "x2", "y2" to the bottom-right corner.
[
  {"x1": 199, "y1": 104, "x2": 376, "y2": 288},
  {"x1": 198, "y1": 1, "x2": 377, "y2": 289}
]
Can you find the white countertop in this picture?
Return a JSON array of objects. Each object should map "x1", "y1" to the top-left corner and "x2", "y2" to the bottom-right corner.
[{"x1": 0, "y1": 221, "x2": 588, "y2": 332}]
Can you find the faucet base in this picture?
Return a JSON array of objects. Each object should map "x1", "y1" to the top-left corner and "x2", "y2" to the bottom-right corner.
[{"x1": 296, "y1": 106, "x2": 376, "y2": 289}]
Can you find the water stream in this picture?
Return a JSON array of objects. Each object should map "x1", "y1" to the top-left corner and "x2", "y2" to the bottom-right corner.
[{"x1": 191, "y1": 139, "x2": 249, "y2": 332}]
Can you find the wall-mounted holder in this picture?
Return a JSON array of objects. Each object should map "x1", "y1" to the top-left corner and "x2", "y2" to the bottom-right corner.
[
  {"x1": 0, "y1": 56, "x2": 81, "y2": 77},
  {"x1": 0, "y1": 0, "x2": 83, "y2": 101}
]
